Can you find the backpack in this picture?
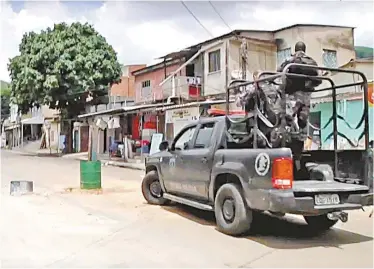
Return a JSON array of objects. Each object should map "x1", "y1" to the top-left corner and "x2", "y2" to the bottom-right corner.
[{"x1": 280, "y1": 52, "x2": 322, "y2": 94}]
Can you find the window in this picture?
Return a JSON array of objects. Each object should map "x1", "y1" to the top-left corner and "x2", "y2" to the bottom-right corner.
[
  {"x1": 141, "y1": 80, "x2": 151, "y2": 98},
  {"x1": 323, "y1": 49, "x2": 337, "y2": 68},
  {"x1": 174, "y1": 126, "x2": 196, "y2": 150},
  {"x1": 277, "y1": 48, "x2": 291, "y2": 67},
  {"x1": 141, "y1": 80, "x2": 151, "y2": 88},
  {"x1": 194, "y1": 123, "x2": 215, "y2": 149},
  {"x1": 208, "y1": 49, "x2": 221, "y2": 73}
]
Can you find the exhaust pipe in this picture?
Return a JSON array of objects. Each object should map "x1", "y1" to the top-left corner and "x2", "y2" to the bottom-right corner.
[{"x1": 327, "y1": 212, "x2": 348, "y2": 223}]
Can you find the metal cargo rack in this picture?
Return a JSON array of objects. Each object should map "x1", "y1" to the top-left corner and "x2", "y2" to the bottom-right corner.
[{"x1": 226, "y1": 63, "x2": 370, "y2": 187}]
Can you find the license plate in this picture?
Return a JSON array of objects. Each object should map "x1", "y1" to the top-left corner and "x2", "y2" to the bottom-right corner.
[{"x1": 314, "y1": 194, "x2": 340, "y2": 205}]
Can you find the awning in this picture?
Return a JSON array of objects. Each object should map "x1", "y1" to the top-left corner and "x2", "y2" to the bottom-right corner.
[
  {"x1": 21, "y1": 116, "x2": 44, "y2": 125},
  {"x1": 78, "y1": 103, "x2": 175, "y2": 119},
  {"x1": 155, "y1": 99, "x2": 235, "y2": 111}
]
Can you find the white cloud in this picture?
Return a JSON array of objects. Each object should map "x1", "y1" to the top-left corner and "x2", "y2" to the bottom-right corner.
[
  {"x1": 0, "y1": 0, "x2": 198, "y2": 81},
  {"x1": 0, "y1": 0, "x2": 373, "y2": 82}
]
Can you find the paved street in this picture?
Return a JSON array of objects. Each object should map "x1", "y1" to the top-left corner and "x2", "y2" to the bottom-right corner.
[{"x1": 0, "y1": 150, "x2": 373, "y2": 268}]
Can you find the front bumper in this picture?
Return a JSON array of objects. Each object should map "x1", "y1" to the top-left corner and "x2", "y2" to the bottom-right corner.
[{"x1": 266, "y1": 190, "x2": 373, "y2": 215}]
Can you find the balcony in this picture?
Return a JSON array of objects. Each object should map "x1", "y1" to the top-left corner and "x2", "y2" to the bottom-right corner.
[{"x1": 161, "y1": 76, "x2": 202, "y2": 100}]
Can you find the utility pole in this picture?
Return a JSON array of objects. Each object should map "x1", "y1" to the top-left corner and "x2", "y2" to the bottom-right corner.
[{"x1": 240, "y1": 38, "x2": 248, "y2": 82}]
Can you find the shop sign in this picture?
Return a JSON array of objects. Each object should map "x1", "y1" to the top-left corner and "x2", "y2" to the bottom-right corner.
[{"x1": 166, "y1": 107, "x2": 200, "y2": 123}]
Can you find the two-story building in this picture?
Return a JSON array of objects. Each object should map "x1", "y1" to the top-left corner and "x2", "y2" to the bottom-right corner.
[
  {"x1": 76, "y1": 64, "x2": 146, "y2": 154},
  {"x1": 132, "y1": 24, "x2": 357, "y2": 139}
]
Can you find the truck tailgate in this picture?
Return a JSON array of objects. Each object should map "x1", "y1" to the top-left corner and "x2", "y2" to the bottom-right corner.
[{"x1": 293, "y1": 180, "x2": 369, "y2": 193}]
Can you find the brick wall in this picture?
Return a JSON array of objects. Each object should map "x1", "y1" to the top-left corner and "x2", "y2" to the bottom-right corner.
[{"x1": 110, "y1": 64, "x2": 146, "y2": 98}]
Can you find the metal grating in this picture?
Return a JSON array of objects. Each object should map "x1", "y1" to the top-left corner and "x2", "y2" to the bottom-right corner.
[{"x1": 323, "y1": 49, "x2": 337, "y2": 68}]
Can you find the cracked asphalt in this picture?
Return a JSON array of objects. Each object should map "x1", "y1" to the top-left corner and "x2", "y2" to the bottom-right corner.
[{"x1": 1, "y1": 150, "x2": 373, "y2": 268}]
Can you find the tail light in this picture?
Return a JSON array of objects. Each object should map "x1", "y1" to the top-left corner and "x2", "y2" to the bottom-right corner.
[{"x1": 272, "y1": 157, "x2": 293, "y2": 189}]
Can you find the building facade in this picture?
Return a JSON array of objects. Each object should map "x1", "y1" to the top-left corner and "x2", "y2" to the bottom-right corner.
[
  {"x1": 129, "y1": 24, "x2": 357, "y2": 141},
  {"x1": 111, "y1": 64, "x2": 146, "y2": 99},
  {"x1": 74, "y1": 64, "x2": 145, "y2": 154},
  {"x1": 133, "y1": 24, "x2": 356, "y2": 104}
]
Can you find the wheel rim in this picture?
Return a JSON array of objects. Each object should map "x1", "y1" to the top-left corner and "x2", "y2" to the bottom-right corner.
[
  {"x1": 150, "y1": 181, "x2": 162, "y2": 198},
  {"x1": 222, "y1": 198, "x2": 235, "y2": 222}
]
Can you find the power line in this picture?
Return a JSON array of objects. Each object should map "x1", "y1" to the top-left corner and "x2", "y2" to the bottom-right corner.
[
  {"x1": 180, "y1": 1, "x2": 214, "y2": 38},
  {"x1": 208, "y1": 1, "x2": 232, "y2": 32}
]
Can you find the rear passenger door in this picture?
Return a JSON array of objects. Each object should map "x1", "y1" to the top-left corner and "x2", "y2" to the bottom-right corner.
[{"x1": 178, "y1": 122, "x2": 216, "y2": 201}]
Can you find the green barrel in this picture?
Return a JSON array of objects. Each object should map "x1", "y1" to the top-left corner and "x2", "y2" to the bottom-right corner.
[{"x1": 80, "y1": 160, "x2": 102, "y2": 189}]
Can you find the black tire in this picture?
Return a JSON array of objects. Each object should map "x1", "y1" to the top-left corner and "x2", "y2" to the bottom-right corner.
[
  {"x1": 214, "y1": 183, "x2": 253, "y2": 236},
  {"x1": 141, "y1": 171, "x2": 168, "y2": 205},
  {"x1": 304, "y1": 214, "x2": 338, "y2": 232}
]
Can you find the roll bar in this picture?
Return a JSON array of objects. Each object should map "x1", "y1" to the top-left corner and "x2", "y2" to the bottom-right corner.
[{"x1": 226, "y1": 63, "x2": 370, "y2": 186}]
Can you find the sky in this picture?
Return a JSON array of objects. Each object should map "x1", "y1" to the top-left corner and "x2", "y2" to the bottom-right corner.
[{"x1": 0, "y1": 0, "x2": 373, "y2": 82}]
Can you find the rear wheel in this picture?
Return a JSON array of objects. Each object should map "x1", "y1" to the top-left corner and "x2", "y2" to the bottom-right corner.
[
  {"x1": 214, "y1": 183, "x2": 253, "y2": 236},
  {"x1": 141, "y1": 171, "x2": 168, "y2": 205},
  {"x1": 304, "y1": 214, "x2": 338, "y2": 232}
]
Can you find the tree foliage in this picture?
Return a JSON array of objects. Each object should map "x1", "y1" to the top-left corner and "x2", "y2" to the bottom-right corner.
[
  {"x1": 1, "y1": 81, "x2": 11, "y2": 120},
  {"x1": 8, "y1": 22, "x2": 122, "y2": 117},
  {"x1": 355, "y1": 46, "x2": 373, "y2": 59}
]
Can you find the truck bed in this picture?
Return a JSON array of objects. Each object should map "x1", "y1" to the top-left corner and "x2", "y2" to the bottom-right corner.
[{"x1": 292, "y1": 180, "x2": 369, "y2": 193}]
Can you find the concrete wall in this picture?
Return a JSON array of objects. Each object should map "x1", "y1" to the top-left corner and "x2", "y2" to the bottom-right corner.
[
  {"x1": 202, "y1": 40, "x2": 227, "y2": 96},
  {"x1": 312, "y1": 99, "x2": 373, "y2": 149},
  {"x1": 274, "y1": 26, "x2": 356, "y2": 98},
  {"x1": 274, "y1": 26, "x2": 355, "y2": 67},
  {"x1": 328, "y1": 61, "x2": 373, "y2": 95},
  {"x1": 202, "y1": 38, "x2": 277, "y2": 96},
  {"x1": 228, "y1": 39, "x2": 277, "y2": 77},
  {"x1": 45, "y1": 121, "x2": 60, "y2": 149}
]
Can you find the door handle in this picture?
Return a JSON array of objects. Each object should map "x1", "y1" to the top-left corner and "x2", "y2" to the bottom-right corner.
[{"x1": 201, "y1": 157, "x2": 208, "y2": 164}]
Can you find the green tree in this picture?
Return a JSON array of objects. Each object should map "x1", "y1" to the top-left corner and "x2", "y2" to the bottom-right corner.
[
  {"x1": 8, "y1": 22, "x2": 122, "y2": 118},
  {"x1": 1, "y1": 81, "x2": 11, "y2": 120}
]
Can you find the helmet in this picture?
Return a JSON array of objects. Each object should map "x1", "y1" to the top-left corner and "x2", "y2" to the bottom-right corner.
[{"x1": 295, "y1": 41, "x2": 306, "y2": 52}]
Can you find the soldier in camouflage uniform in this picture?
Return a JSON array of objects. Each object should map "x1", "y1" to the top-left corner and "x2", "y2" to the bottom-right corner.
[{"x1": 234, "y1": 42, "x2": 322, "y2": 155}]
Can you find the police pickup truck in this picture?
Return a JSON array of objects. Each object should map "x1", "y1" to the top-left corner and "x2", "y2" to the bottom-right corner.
[{"x1": 141, "y1": 116, "x2": 373, "y2": 236}]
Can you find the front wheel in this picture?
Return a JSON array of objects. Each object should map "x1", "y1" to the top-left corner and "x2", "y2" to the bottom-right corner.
[
  {"x1": 214, "y1": 183, "x2": 253, "y2": 236},
  {"x1": 304, "y1": 214, "x2": 338, "y2": 232},
  {"x1": 141, "y1": 171, "x2": 168, "y2": 205}
]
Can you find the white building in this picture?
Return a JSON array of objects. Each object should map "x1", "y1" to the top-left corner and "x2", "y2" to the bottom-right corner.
[{"x1": 159, "y1": 24, "x2": 356, "y2": 101}]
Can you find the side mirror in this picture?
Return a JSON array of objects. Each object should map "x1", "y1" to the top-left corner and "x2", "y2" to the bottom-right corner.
[{"x1": 159, "y1": 141, "x2": 169, "y2": 151}]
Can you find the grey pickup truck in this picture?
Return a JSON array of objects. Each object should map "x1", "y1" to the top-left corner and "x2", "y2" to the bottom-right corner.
[{"x1": 141, "y1": 116, "x2": 373, "y2": 236}]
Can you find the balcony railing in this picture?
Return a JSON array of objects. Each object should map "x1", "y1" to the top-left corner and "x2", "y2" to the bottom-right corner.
[{"x1": 161, "y1": 76, "x2": 202, "y2": 99}]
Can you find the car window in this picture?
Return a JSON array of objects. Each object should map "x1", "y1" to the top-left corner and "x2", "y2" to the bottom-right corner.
[
  {"x1": 174, "y1": 126, "x2": 196, "y2": 150},
  {"x1": 194, "y1": 123, "x2": 215, "y2": 149}
]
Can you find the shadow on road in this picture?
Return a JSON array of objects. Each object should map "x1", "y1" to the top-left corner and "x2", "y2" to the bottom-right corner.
[{"x1": 163, "y1": 204, "x2": 373, "y2": 250}]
